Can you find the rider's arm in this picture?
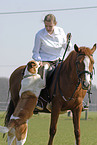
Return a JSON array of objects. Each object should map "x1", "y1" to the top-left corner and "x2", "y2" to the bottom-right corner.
[
  {"x1": 32, "y1": 33, "x2": 42, "y2": 61},
  {"x1": 61, "y1": 28, "x2": 72, "y2": 51}
]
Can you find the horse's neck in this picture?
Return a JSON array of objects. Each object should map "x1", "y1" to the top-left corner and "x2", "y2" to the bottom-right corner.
[
  {"x1": 62, "y1": 51, "x2": 78, "y2": 83},
  {"x1": 64, "y1": 51, "x2": 76, "y2": 69}
]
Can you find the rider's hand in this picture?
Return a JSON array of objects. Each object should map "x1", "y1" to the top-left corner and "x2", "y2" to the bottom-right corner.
[{"x1": 67, "y1": 33, "x2": 72, "y2": 42}]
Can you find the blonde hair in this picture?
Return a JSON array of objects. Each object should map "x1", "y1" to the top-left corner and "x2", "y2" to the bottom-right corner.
[{"x1": 44, "y1": 14, "x2": 57, "y2": 25}]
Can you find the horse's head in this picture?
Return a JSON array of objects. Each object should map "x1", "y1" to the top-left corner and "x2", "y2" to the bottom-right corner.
[{"x1": 74, "y1": 43, "x2": 96, "y2": 90}]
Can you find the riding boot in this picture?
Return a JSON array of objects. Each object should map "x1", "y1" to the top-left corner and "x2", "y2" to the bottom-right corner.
[{"x1": 36, "y1": 64, "x2": 49, "y2": 110}]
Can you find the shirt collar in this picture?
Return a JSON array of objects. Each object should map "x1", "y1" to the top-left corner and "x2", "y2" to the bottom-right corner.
[
  {"x1": 53, "y1": 26, "x2": 59, "y2": 34},
  {"x1": 44, "y1": 26, "x2": 59, "y2": 36}
]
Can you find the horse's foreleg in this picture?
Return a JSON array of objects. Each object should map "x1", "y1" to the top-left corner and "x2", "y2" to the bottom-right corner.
[
  {"x1": 48, "y1": 100, "x2": 61, "y2": 145},
  {"x1": 72, "y1": 105, "x2": 82, "y2": 145}
]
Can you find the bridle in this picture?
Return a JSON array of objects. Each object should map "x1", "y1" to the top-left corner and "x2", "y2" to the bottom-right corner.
[
  {"x1": 53, "y1": 53, "x2": 94, "y2": 101},
  {"x1": 76, "y1": 53, "x2": 93, "y2": 90}
]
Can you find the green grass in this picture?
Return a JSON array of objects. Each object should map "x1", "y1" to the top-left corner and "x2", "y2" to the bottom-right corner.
[{"x1": 0, "y1": 112, "x2": 97, "y2": 145}]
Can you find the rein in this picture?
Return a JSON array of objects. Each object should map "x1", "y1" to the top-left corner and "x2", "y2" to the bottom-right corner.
[
  {"x1": 53, "y1": 53, "x2": 93, "y2": 102},
  {"x1": 62, "y1": 33, "x2": 71, "y2": 61},
  {"x1": 52, "y1": 33, "x2": 71, "y2": 98},
  {"x1": 58, "y1": 64, "x2": 80, "y2": 101},
  {"x1": 53, "y1": 33, "x2": 71, "y2": 99}
]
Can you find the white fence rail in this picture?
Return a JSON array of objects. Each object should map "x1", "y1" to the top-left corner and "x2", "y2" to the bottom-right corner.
[
  {"x1": 0, "y1": 102, "x2": 97, "y2": 111},
  {"x1": 89, "y1": 104, "x2": 97, "y2": 111},
  {"x1": 0, "y1": 102, "x2": 9, "y2": 111}
]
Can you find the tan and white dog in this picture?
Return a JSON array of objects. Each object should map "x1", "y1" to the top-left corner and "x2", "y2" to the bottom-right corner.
[
  {"x1": 19, "y1": 60, "x2": 46, "y2": 98},
  {"x1": 0, "y1": 60, "x2": 48, "y2": 145}
]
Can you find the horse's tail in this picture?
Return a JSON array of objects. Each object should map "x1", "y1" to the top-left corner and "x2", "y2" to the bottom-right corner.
[
  {"x1": 4, "y1": 98, "x2": 15, "y2": 127},
  {"x1": 2, "y1": 89, "x2": 15, "y2": 137}
]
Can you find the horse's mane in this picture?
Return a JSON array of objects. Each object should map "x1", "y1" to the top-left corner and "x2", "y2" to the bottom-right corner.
[
  {"x1": 62, "y1": 50, "x2": 76, "y2": 72},
  {"x1": 64, "y1": 50, "x2": 76, "y2": 62}
]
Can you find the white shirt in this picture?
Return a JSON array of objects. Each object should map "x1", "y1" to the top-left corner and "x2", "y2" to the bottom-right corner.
[{"x1": 32, "y1": 26, "x2": 72, "y2": 61}]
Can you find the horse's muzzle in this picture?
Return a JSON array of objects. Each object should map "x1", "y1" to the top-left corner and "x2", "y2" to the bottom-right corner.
[{"x1": 82, "y1": 80, "x2": 90, "y2": 90}]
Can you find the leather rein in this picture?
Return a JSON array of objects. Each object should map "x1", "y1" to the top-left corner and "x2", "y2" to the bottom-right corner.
[{"x1": 53, "y1": 53, "x2": 93, "y2": 102}]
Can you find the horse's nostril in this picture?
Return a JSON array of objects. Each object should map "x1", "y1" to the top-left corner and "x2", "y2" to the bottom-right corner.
[{"x1": 82, "y1": 81, "x2": 89, "y2": 89}]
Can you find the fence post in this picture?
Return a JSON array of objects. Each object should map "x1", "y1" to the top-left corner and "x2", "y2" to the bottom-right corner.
[
  {"x1": 85, "y1": 102, "x2": 89, "y2": 120},
  {"x1": 85, "y1": 110, "x2": 88, "y2": 120}
]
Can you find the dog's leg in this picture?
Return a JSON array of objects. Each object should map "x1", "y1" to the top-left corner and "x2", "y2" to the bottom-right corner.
[
  {"x1": 15, "y1": 122, "x2": 28, "y2": 145},
  {"x1": 7, "y1": 92, "x2": 36, "y2": 145},
  {"x1": 8, "y1": 128, "x2": 15, "y2": 145}
]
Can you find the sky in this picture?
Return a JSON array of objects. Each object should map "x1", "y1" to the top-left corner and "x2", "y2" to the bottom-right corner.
[{"x1": 0, "y1": 0, "x2": 97, "y2": 87}]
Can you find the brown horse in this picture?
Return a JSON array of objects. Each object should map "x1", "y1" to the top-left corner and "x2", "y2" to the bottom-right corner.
[
  {"x1": 0, "y1": 43, "x2": 96, "y2": 145},
  {"x1": 47, "y1": 44, "x2": 96, "y2": 145}
]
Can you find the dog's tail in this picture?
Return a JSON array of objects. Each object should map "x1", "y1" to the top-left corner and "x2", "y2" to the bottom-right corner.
[
  {"x1": 0, "y1": 121, "x2": 15, "y2": 133},
  {"x1": 0, "y1": 126, "x2": 10, "y2": 133}
]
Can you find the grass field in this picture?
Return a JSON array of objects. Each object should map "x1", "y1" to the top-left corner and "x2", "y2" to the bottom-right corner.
[{"x1": 0, "y1": 111, "x2": 97, "y2": 145}]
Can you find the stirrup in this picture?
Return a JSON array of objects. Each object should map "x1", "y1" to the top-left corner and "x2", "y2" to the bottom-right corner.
[
  {"x1": 36, "y1": 100, "x2": 43, "y2": 110},
  {"x1": 46, "y1": 102, "x2": 52, "y2": 112}
]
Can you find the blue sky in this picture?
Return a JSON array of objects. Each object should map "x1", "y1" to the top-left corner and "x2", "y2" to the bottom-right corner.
[{"x1": 0, "y1": 0, "x2": 97, "y2": 87}]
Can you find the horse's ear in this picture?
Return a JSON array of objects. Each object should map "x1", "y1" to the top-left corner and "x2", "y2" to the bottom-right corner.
[
  {"x1": 91, "y1": 43, "x2": 97, "y2": 54},
  {"x1": 74, "y1": 44, "x2": 80, "y2": 52}
]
